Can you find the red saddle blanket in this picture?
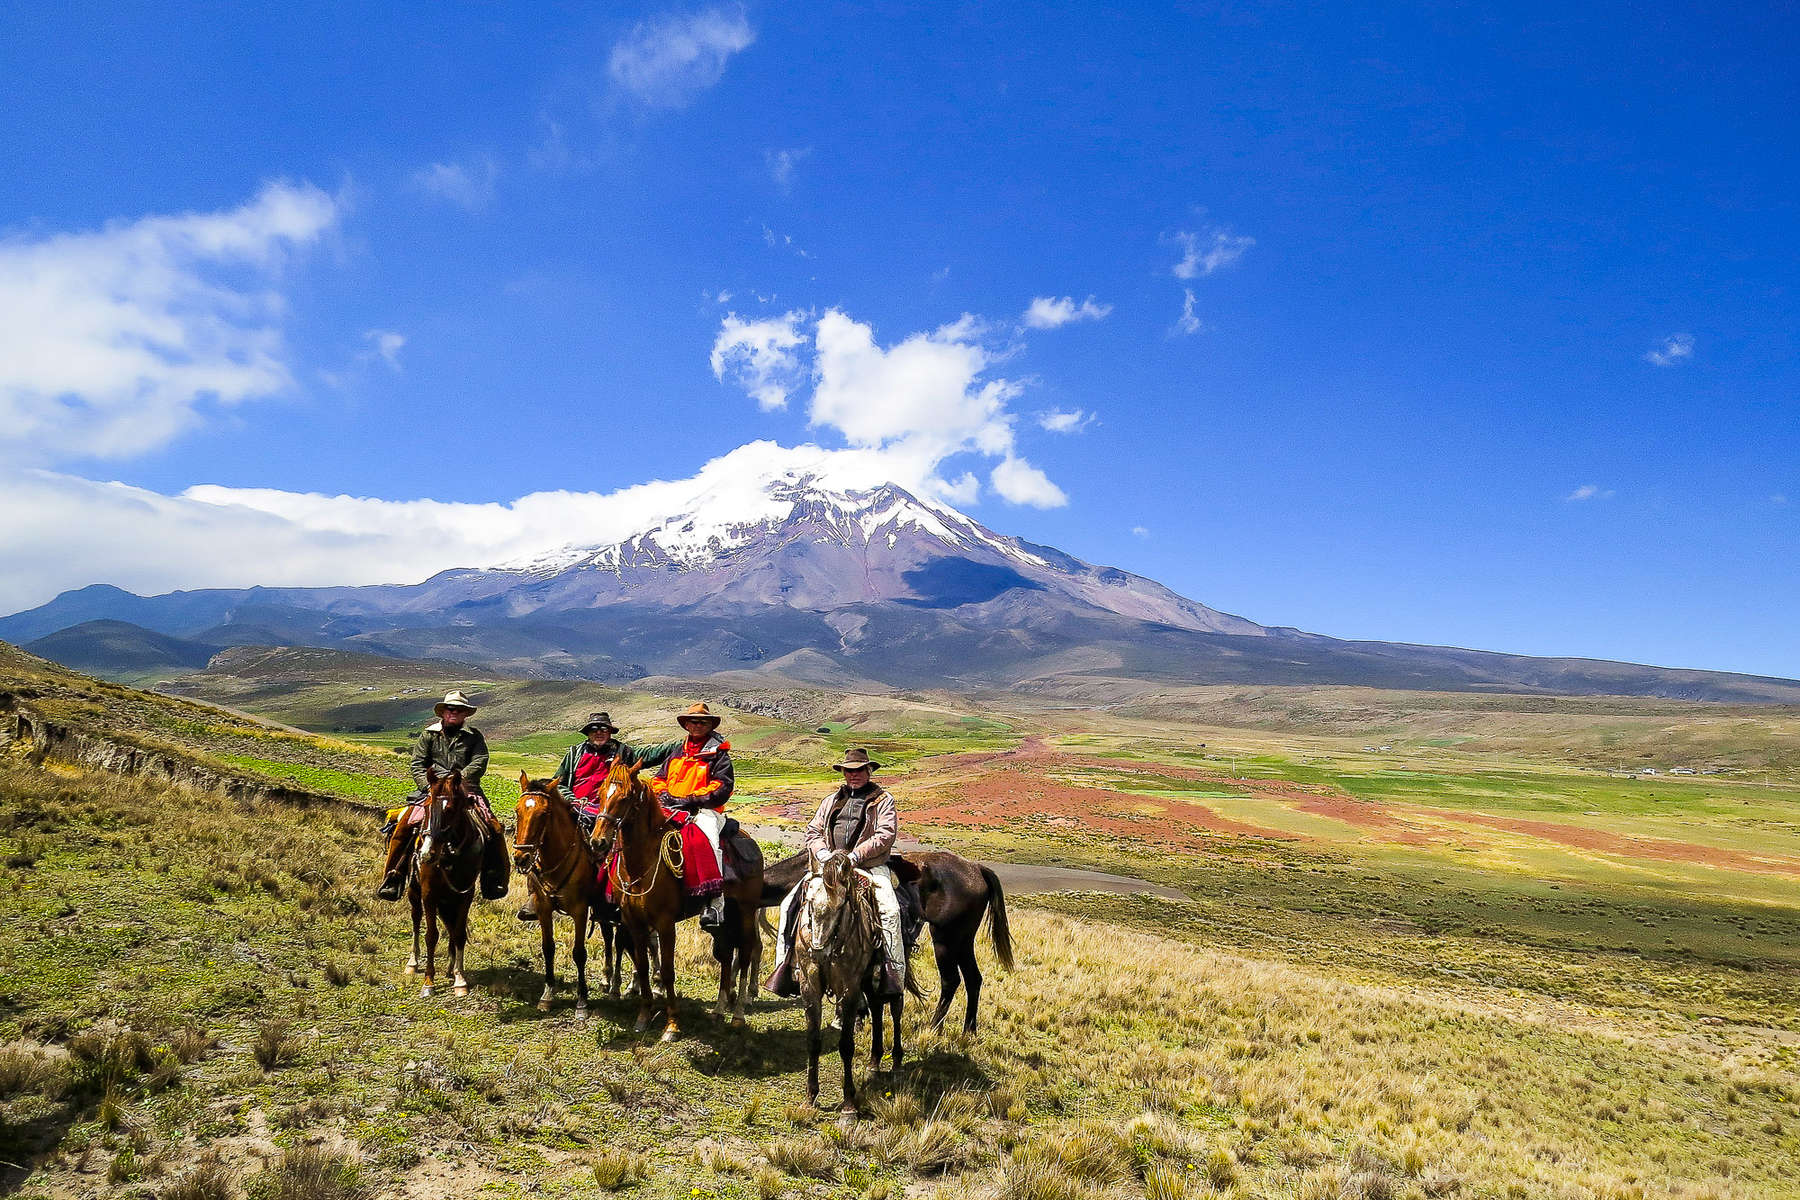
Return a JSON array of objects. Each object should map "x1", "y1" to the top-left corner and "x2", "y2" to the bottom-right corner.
[{"x1": 601, "y1": 809, "x2": 724, "y2": 903}]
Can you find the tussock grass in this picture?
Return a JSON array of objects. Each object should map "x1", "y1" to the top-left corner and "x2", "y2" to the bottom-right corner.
[
  {"x1": 767, "y1": 1133, "x2": 840, "y2": 1178},
  {"x1": 160, "y1": 1157, "x2": 235, "y2": 1200},
  {"x1": 591, "y1": 1148, "x2": 649, "y2": 1189},
  {"x1": 246, "y1": 1145, "x2": 370, "y2": 1200},
  {"x1": 252, "y1": 1019, "x2": 298, "y2": 1072}
]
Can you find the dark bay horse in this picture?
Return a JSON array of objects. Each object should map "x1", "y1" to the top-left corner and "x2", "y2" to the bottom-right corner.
[
  {"x1": 765, "y1": 847, "x2": 1013, "y2": 1033},
  {"x1": 408, "y1": 768, "x2": 487, "y2": 998},
  {"x1": 797, "y1": 853, "x2": 897, "y2": 1113},
  {"x1": 588, "y1": 761, "x2": 764, "y2": 1039},
  {"x1": 512, "y1": 773, "x2": 610, "y2": 1015}
]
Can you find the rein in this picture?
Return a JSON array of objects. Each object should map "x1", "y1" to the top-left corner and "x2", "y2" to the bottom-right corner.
[
  {"x1": 593, "y1": 780, "x2": 685, "y2": 900},
  {"x1": 515, "y1": 789, "x2": 584, "y2": 894}
]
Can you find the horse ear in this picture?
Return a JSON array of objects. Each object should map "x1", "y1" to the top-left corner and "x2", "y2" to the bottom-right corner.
[
  {"x1": 426, "y1": 766, "x2": 441, "y2": 786},
  {"x1": 519, "y1": 770, "x2": 530, "y2": 791}
]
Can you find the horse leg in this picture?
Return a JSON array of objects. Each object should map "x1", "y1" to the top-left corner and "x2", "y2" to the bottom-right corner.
[
  {"x1": 451, "y1": 899, "x2": 471, "y2": 996},
  {"x1": 421, "y1": 899, "x2": 439, "y2": 997},
  {"x1": 958, "y1": 936, "x2": 983, "y2": 1034},
  {"x1": 889, "y1": 993, "x2": 904, "y2": 1073},
  {"x1": 837, "y1": 994, "x2": 859, "y2": 1114},
  {"x1": 929, "y1": 928, "x2": 960, "y2": 1031},
  {"x1": 805, "y1": 997, "x2": 822, "y2": 1106},
  {"x1": 712, "y1": 916, "x2": 733, "y2": 1019},
  {"x1": 537, "y1": 899, "x2": 557, "y2": 1012},
  {"x1": 731, "y1": 901, "x2": 757, "y2": 1026},
  {"x1": 570, "y1": 900, "x2": 590, "y2": 1017},
  {"x1": 657, "y1": 920, "x2": 680, "y2": 1042},
  {"x1": 406, "y1": 882, "x2": 422, "y2": 974},
  {"x1": 870, "y1": 987, "x2": 885, "y2": 1069},
  {"x1": 628, "y1": 921, "x2": 653, "y2": 1033}
]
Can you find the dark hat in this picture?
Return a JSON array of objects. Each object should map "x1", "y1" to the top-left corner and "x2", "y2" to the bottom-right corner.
[
  {"x1": 831, "y1": 748, "x2": 882, "y2": 772},
  {"x1": 676, "y1": 702, "x2": 722, "y2": 730},
  {"x1": 579, "y1": 712, "x2": 617, "y2": 735}
]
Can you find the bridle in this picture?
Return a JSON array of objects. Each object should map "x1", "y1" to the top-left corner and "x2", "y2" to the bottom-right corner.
[
  {"x1": 513, "y1": 784, "x2": 582, "y2": 889},
  {"x1": 589, "y1": 770, "x2": 683, "y2": 900},
  {"x1": 420, "y1": 779, "x2": 480, "y2": 895}
]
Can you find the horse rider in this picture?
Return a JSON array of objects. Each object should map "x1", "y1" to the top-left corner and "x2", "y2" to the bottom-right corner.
[
  {"x1": 764, "y1": 748, "x2": 905, "y2": 999},
  {"x1": 375, "y1": 691, "x2": 509, "y2": 902},
  {"x1": 513, "y1": 710, "x2": 682, "y2": 921},
  {"x1": 645, "y1": 702, "x2": 735, "y2": 929}
]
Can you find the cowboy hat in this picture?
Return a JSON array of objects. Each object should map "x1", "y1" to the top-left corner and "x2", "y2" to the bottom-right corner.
[
  {"x1": 830, "y1": 748, "x2": 883, "y2": 772},
  {"x1": 579, "y1": 711, "x2": 617, "y2": 734},
  {"x1": 433, "y1": 690, "x2": 478, "y2": 716},
  {"x1": 675, "y1": 702, "x2": 721, "y2": 730}
]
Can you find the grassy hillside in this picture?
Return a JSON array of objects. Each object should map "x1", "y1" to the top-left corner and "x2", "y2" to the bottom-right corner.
[{"x1": 5, "y1": 643, "x2": 1800, "y2": 1197}]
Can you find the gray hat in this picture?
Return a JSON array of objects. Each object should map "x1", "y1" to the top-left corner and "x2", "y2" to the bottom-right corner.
[
  {"x1": 579, "y1": 712, "x2": 617, "y2": 734},
  {"x1": 831, "y1": 748, "x2": 882, "y2": 772}
]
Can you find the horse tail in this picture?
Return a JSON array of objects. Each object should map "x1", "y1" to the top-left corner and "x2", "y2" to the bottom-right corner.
[
  {"x1": 758, "y1": 906, "x2": 778, "y2": 941},
  {"x1": 978, "y1": 865, "x2": 1014, "y2": 970}
]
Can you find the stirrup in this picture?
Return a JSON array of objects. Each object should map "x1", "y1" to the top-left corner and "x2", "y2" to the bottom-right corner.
[{"x1": 375, "y1": 873, "x2": 403, "y2": 901}]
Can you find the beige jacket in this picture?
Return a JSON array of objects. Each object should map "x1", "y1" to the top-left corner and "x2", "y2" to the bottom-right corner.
[{"x1": 804, "y1": 782, "x2": 897, "y2": 869}]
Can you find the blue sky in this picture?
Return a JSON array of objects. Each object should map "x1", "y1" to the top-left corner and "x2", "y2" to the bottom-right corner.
[{"x1": 2, "y1": 2, "x2": 1796, "y2": 677}]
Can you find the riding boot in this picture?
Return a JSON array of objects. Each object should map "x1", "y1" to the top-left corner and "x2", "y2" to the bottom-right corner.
[
  {"x1": 878, "y1": 962, "x2": 905, "y2": 999},
  {"x1": 699, "y1": 894, "x2": 726, "y2": 930},
  {"x1": 516, "y1": 896, "x2": 539, "y2": 921},
  {"x1": 764, "y1": 960, "x2": 800, "y2": 997},
  {"x1": 375, "y1": 824, "x2": 417, "y2": 901},
  {"x1": 480, "y1": 819, "x2": 510, "y2": 900}
]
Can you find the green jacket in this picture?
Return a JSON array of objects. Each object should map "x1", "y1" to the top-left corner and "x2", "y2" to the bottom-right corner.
[
  {"x1": 411, "y1": 722, "x2": 490, "y2": 791},
  {"x1": 553, "y1": 738, "x2": 683, "y2": 804}
]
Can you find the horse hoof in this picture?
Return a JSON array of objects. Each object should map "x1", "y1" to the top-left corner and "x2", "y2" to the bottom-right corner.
[
  {"x1": 405, "y1": 964, "x2": 418, "y2": 975},
  {"x1": 838, "y1": 1101, "x2": 858, "y2": 1117},
  {"x1": 575, "y1": 1004, "x2": 588, "y2": 1019},
  {"x1": 633, "y1": 1019, "x2": 649, "y2": 1033},
  {"x1": 660, "y1": 1028, "x2": 679, "y2": 1043},
  {"x1": 537, "y1": 999, "x2": 552, "y2": 1012},
  {"x1": 420, "y1": 985, "x2": 433, "y2": 998},
  {"x1": 454, "y1": 986, "x2": 469, "y2": 997}
]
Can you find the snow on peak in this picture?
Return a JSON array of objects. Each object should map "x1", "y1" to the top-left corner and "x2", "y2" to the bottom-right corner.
[{"x1": 494, "y1": 445, "x2": 1047, "y2": 575}]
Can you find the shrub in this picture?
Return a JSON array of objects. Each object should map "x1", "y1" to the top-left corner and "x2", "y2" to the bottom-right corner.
[
  {"x1": 0, "y1": 1040, "x2": 68, "y2": 1099},
  {"x1": 68, "y1": 1022, "x2": 154, "y2": 1093},
  {"x1": 246, "y1": 1145, "x2": 370, "y2": 1200},
  {"x1": 767, "y1": 1134, "x2": 838, "y2": 1179},
  {"x1": 252, "y1": 1020, "x2": 298, "y2": 1072},
  {"x1": 590, "y1": 1149, "x2": 647, "y2": 1190},
  {"x1": 161, "y1": 1158, "x2": 234, "y2": 1200}
]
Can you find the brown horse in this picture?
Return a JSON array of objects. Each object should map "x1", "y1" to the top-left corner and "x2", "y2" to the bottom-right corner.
[
  {"x1": 765, "y1": 847, "x2": 1012, "y2": 1033},
  {"x1": 797, "y1": 852, "x2": 898, "y2": 1112},
  {"x1": 512, "y1": 773, "x2": 607, "y2": 1014},
  {"x1": 407, "y1": 768, "x2": 487, "y2": 998},
  {"x1": 587, "y1": 760, "x2": 764, "y2": 1039}
]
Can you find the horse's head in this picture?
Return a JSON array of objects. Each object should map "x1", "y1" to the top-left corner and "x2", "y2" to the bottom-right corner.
[
  {"x1": 512, "y1": 772, "x2": 562, "y2": 873},
  {"x1": 587, "y1": 758, "x2": 645, "y2": 860},
  {"x1": 806, "y1": 851, "x2": 864, "y2": 954},
  {"x1": 420, "y1": 767, "x2": 471, "y2": 865}
]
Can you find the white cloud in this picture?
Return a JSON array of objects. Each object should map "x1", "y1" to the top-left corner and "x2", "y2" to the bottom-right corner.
[
  {"x1": 0, "y1": 181, "x2": 339, "y2": 464},
  {"x1": 764, "y1": 147, "x2": 811, "y2": 191},
  {"x1": 1173, "y1": 288, "x2": 1202, "y2": 336},
  {"x1": 1131, "y1": 525, "x2": 1150, "y2": 538},
  {"x1": 363, "y1": 329, "x2": 405, "y2": 371},
  {"x1": 0, "y1": 438, "x2": 1060, "y2": 614},
  {"x1": 710, "y1": 311, "x2": 808, "y2": 411},
  {"x1": 608, "y1": 5, "x2": 755, "y2": 109},
  {"x1": 1022, "y1": 295, "x2": 1112, "y2": 330},
  {"x1": 1170, "y1": 227, "x2": 1253, "y2": 279},
  {"x1": 1565, "y1": 484, "x2": 1614, "y2": 502},
  {"x1": 413, "y1": 156, "x2": 499, "y2": 211},
  {"x1": 1037, "y1": 408, "x2": 1094, "y2": 434},
  {"x1": 990, "y1": 456, "x2": 1068, "y2": 508},
  {"x1": 1645, "y1": 333, "x2": 1694, "y2": 367}
]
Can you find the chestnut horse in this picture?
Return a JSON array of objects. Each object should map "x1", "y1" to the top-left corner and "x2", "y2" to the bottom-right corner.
[
  {"x1": 797, "y1": 852, "x2": 898, "y2": 1112},
  {"x1": 764, "y1": 848, "x2": 1012, "y2": 1033},
  {"x1": 587, "y1": 759, "x2": 764, "y2": 1040},
  {"x1": 512, "y1": 773, "x2": 613, "y2": 1014},
  {"x1": 408, "y1": 768, "x2": 487, "y2": 998}
]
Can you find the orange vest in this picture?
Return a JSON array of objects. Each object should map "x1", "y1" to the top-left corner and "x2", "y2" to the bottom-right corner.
[{"x1": 650, "y1": 739, "x2": 730, "y2": 804}]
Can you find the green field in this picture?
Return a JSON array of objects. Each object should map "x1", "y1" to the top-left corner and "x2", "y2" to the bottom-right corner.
[{"x1": 4, "y1": 643, "x2": 1799, "y2": 1198}]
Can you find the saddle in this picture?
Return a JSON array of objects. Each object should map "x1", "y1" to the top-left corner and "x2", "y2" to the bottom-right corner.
[{"x1": 888, "y1": 853, "x2": 925, "y2": 951}]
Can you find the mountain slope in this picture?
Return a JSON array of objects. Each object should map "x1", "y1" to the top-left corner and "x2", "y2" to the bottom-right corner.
[
  {"x1": 5, "y1": 473, "x2": 1798, "y2": 703},
  {"x1": 24, "y1": 619, "x2": 220, "y2": 675}
]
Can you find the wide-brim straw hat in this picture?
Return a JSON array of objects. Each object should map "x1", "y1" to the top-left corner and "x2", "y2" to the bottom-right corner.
[
  {"x1": 434, "y1": 690, "x2": 478, "y2": 716},
  {"x1": 676, "y1": 702, "x2": 721, "y2": 730},
  {"x1": 831, "y1": 748, "x2": 882, "y2": 772},
  {"x1": 579, "y1": 711, "x2": 617, "y2": 734}
]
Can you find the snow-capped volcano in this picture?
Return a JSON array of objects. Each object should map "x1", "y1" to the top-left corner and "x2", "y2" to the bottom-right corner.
[
  {"x1": 484, "y1": 473, "x2": 1262, "y2": 636},
  {"x1": 12, "y1": 468, "x2": 1800, "y2": 704}
]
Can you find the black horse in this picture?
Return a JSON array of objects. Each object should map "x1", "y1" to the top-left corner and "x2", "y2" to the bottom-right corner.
[{"x1": 763, "y1": 848, "x2": 1012, "y2": 1033}]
